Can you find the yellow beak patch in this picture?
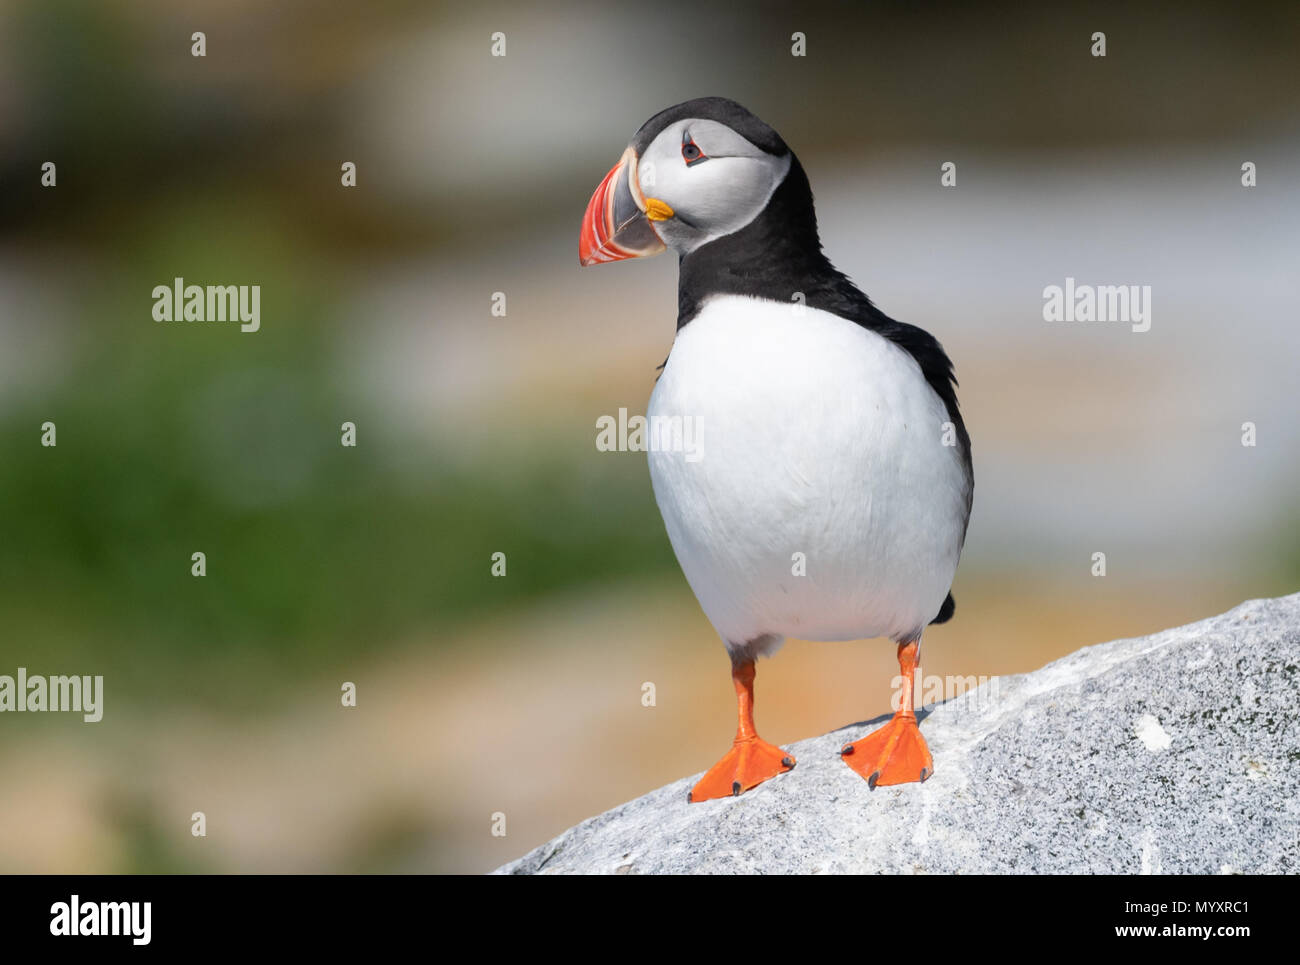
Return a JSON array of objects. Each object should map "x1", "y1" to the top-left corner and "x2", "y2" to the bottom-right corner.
[{"x1": 644, "y1": 197, "x2": 675, "y2": 222}]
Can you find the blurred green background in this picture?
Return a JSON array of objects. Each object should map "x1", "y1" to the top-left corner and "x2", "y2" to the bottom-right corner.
[{"x1": 0, "y1": 0, "x2": 1297, "y2": 873}]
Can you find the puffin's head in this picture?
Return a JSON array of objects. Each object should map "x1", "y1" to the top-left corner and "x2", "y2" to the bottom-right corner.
[{"x1": 579, "y1": 97, "x2": 793, "y2": 266}]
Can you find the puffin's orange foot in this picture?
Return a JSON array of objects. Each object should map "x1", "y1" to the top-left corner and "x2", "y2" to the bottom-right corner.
[
  {"x1": 840, "y1": 715, "x2": 933, "y2": 788},
  {"x1": 688, "y1": 737, "x2": 795, "y2": 802}
]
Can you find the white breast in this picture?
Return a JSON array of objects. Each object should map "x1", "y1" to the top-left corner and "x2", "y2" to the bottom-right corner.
[{"x1": 646, "y1": 294, "x2": 968, "y2": 652}]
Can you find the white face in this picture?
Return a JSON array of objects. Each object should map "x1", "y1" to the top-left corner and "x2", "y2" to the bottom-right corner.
[{"x1": 636, "y1": 119, "x2": 791, "y2": 255}]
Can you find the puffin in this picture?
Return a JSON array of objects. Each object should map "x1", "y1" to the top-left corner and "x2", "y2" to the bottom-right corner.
[{"x1": 578, "y1": 97, "x2": 973, "y2": 802}]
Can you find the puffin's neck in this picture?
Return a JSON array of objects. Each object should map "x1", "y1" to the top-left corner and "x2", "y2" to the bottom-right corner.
[{"x1": 675, "y1": 158, "x2": 873, "y2": 329}]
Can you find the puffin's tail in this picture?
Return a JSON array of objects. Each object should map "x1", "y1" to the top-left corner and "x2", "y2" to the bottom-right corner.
[{"x1": 930, "y1": 592, "x2": 956, "y2": 625}]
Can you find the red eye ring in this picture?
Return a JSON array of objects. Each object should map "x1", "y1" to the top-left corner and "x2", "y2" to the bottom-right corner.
[{"x1": 681, "y1": 133, "x2": 708, "y2": 167}]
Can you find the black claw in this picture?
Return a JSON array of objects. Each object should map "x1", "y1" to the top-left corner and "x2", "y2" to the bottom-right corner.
[
  {"x1": 731, "y1": 781, "x2": 742, "y2": 796},
  {"x1": 782, "y1": 756, "x2": 795, "y2": 768},
  {"x1": 868, "y1": 771, "x2": 880, "y2": 790},
  {"x1": 841, "y1": 744, "x2": 854, "y2": 755},
  {"x1": 921, "y1": 767, "x2": 932, "y2": 782},
  {"x1": 686, "y1": 790, "x2": 693, "y2": 803}
]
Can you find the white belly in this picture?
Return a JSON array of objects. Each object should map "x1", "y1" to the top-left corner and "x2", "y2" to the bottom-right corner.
[{"x1": 647, "y1": 295, "x2": 968, "y2": 651}]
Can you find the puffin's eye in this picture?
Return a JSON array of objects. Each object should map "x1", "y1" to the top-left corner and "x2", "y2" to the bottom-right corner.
[{"x1": 681, "y1": 133, "x2": 708, "y2": 167}]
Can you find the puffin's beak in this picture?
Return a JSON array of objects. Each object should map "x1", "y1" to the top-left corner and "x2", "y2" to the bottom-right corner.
[{"x1": 579, "y1": 146, "x2": 667, "y2": 266}]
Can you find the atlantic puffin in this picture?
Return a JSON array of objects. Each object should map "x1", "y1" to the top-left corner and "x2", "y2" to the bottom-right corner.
[{"x1": 579, "y1": 97, "x2": 973, "y2": 802}]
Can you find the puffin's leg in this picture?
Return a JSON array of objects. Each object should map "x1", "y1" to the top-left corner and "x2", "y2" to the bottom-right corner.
[
  {"x1": 840, "y1": 638, "x2": 934, "y2": 788},
  {"x1": 688, "y1": 657, "x2": 795, "y2": 803}
]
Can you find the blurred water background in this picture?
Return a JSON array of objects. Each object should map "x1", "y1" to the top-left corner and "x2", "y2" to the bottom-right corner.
[{"x1": 0, "y1": 0, "x2": 1296, "y2": 872}]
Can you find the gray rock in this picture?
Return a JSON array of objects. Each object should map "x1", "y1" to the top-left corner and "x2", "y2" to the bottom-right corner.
[{"x1": 495, "y1": 593, "x2": 1300, "y2": 874}]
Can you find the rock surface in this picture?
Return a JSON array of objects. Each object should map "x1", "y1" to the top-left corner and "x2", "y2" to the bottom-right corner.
[{"x1": 496, "y1": 593, "x2": 1300, "y2": 874}]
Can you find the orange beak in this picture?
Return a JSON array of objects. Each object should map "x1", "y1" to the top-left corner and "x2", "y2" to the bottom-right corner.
[{"x1": 579, "y1": 146, "x2": 667, "y2": 266}]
